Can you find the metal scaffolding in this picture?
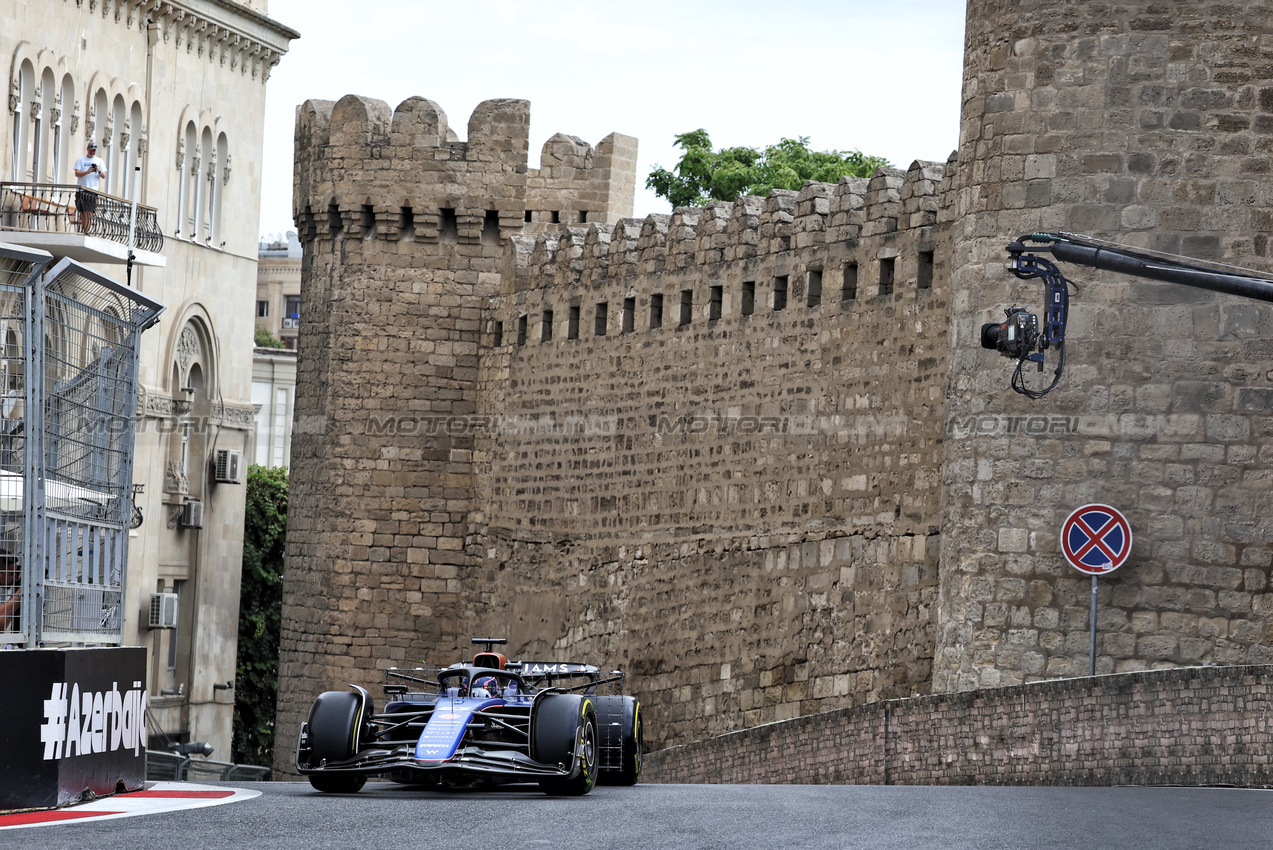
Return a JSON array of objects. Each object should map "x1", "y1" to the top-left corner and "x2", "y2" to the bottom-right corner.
[{"x1": 0, "y1": 241, "x2": 163, "y2": 647}]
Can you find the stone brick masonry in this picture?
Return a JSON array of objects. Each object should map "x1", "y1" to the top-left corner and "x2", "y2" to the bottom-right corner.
[
  {"x1": 645, "y1": 664, "x2": 1273, "y2": 786},
  {"x1": 940, "y1": 0, "x2": 1273, "y2": 694},
  {"x1": 277, "y1": 0, "x2": 1273, "y2": 778},
  {"x1": 471, "y1": 165, "x2": 952, "y2": 751}
]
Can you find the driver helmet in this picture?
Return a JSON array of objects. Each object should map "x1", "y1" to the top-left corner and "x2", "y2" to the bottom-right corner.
[{"x1": 472, "y1": 675, "x2": 500, "y2": 697}]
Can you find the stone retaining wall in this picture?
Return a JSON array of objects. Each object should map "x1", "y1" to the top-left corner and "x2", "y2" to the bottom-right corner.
[{"x1": 645, "y1": 665, "x2": 1273, "y2": 786}]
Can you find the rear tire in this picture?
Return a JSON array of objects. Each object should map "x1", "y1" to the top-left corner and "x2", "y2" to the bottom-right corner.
[
  {"x1": 534, "y1": 696, "x2": 598, "y2": 796},
  {"x1": 596, "y1": 696, "x2": 642, "y2": 786}
]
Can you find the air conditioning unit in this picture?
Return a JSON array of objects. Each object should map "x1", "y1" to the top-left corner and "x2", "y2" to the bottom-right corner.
[
  {"x1": 149, "y1": 592, "x2": 179, "y2": 629},
  {"x1": 281, "y1": 317, "x2": 300, "y2": 330},
  {"x1": 213, "y1": 449, "x2": 242, "y2": 484},
  {"x1": 180, "y1": 500, "x2": 203, "y2": 529}
]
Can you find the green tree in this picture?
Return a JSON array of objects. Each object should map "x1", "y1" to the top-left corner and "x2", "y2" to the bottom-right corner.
[
  {"x1": 255, "y1": 324, "x2": 285, "y2": 349},
  {"x1": 232, "y1": 464, "x2": 289, "y2": 769},
  {"x1": 646, "y1": 129, "x2": 890, "y2": 209}
]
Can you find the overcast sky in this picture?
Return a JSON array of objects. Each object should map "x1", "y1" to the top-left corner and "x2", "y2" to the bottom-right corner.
[{"x1": 258, "y1": 0, "x2": 967, "y2": 239}]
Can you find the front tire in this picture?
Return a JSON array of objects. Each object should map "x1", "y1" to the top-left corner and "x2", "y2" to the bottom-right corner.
[
  {"x1": 303, "y1": 690, "x2": 371, "y2": 794},
  {"x1": 534, "y1": 696, "x2": 598, "y2": 796},
  {"x1": 308, "y1": 772, "x2": 367, "y2": 794}
]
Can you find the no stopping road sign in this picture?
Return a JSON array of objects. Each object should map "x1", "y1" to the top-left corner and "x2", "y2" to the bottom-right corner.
[{"x1": 1061, "y1": 503, "x2": 1132, "y2": 575}]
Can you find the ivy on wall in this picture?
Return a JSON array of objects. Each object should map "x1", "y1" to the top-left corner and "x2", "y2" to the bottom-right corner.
[{"x1": 232, "y1": 464, "x2": 289, "y2": 769}]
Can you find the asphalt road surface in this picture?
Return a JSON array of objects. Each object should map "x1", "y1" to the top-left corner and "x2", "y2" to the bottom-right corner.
[{"x1": 5, "y1": 781, "x2": 1272, "y2": 850}]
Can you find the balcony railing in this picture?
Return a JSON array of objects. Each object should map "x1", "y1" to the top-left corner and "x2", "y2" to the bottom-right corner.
[{"x1": 0, "y1": 182, "x2": 164, "y2": 254}]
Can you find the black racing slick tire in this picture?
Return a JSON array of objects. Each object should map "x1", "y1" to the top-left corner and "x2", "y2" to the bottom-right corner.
[
  {"x1": 595, "y1": 695, "x2": 642, "y2": 786},
  {"x1": 304, "y1": 690, "x2": 370, "y2": 794},
  {"x1": 308, "y1": 772, "x2": 367, "y2": 794},
  {"x1": 533, "y1": 695, "x2": 598, "y2": 796}
]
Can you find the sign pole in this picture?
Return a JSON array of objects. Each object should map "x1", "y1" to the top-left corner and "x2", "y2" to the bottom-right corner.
[
  {"x1": 1089, "y1": 574, "x2": 1097, "y2": 676},
  {"x1": 1060, "y1": 503, "x2": 1132, "y2": 679}
]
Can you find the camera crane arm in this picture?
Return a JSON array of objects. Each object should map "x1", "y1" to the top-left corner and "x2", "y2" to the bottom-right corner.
[
  {"x1": 1009, "y1": 232, "x2": 1273, "y2": 304},
  {"x1": 986, "y1": 232, "x2": 1273, "y2": 398}
]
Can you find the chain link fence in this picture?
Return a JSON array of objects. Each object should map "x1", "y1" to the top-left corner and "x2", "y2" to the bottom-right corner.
[{"x1": 0, "y1": 241, "x2": 162, "y2": 647}]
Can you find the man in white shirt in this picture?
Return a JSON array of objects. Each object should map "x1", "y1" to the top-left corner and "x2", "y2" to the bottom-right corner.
[{"x1": 73, "y1": 141, "x2": 106, "y2": 232}]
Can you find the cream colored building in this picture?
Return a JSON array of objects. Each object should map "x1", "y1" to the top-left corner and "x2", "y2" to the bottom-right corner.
[
  {"x1": 2, "y1": 0, "x2": 295, "y2": 759},
  {"x1": 256, "y1": 231, "x2": 300, "y2": 348},
  {"x1": 251, "y1": 345, "x2": 296, "y2": 469},
  {"x1": 250, "y1": 233, "x2": 300, "y2": 469}
]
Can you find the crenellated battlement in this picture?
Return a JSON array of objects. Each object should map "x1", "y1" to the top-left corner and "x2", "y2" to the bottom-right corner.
[
  {"x1": 496, "y1": 158, "x2": 957, "y2": 300},
  {"x1": 900, "y1": 160, "x2": 945, "y2": 229},
  {"x1": 694, "y1": 202, "x2": 732, "y2": 265},
  {"x1": 637, "y1": 215, "x2": 672, "y2": 276},
  {"x1": 667, "y1": 209, "x2": 700, "y2": 273},
  {"x1": 608, "y1": 218, "x2": 642, "y2": 282},
  {"x1": 725, "y1": 196, "x2": 764, "y2": 262},
  {"x1": 582, "y1": 224, "x2": 613, "y2": 288},
  {"x1": 792, "y1": 182, "x2": 833, "y2": 250},
  {"x1": 292, "y1": 95, "x2": 637, "y2": 248},
  {"x1": 861, "y1": 167, "x2": 906, "y2": 237}
]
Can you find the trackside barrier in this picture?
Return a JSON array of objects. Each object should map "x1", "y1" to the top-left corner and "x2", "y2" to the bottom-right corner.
[
  {"x1": 0, "y1": 646, "x2": 147, "y2": 810},
  {"x1": 145, "y1": 751, "x2": 270, "y2": 782}
]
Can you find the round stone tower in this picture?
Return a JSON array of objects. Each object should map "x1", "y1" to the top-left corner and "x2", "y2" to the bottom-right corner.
[
  {"x1": 938, "y1": 1, "x2": 1273, "y2": 690},
  {"x1": 274, "y1": 94, "x2": 636, "y2": 775}
]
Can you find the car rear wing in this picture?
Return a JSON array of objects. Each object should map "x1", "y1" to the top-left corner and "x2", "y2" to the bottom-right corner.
[
  {"x1": 534, "y1": 671, "x2": 626, "y2": 694},
  {"x1": 508, "y1": 662, "x2": 627, "y2": 694},
  {"x1": 382, "y1": 666, "x2": 443, "y2": 697}
]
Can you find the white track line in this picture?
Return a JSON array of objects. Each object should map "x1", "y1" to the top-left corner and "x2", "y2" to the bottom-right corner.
[{"x1": 0, "y1": 782, "x2": 260, "y2": 830}]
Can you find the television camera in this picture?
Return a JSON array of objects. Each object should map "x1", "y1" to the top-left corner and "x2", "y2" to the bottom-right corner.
[{"x1": 984, "y1": 232, "x2": 1273, "y2": 399}]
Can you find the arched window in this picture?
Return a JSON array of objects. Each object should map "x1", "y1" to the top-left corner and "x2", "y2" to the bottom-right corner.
[
  {"x1": 108, "y1": 94, "x2": 126, "y2": 196},
  {"x1": 119, "y1": 100, "x2": 142, "y2": 201},
  {"x1": 186, "y1": 362, "x2": 209, "y2": 492},
  {"x1": 194, "y1": 126, "x2": 212, "y2": 241},
  {"x1": 202, "y1": 127, "x2": 216, "y2": 244},
  {"x1": 212, "y1": 132, "x2": 228, "y2": 247},
  {"x1": 92, "y1": 87, "x2": 108, "y2": 178},
  {"x1": 12, "y1": 61, "x2": 36, "y2": 182},
  {"x1": 101, "y1": 305, "x2": 124, "y2": 349},
  {"x1": 165, "y1": 321, "x2": 215, "y2": 498},
  {"x1": 32, "y1": 67, "x2": 56, "y2": 183},
  {"x1": 52, "y1": 75, "x2": 73, "y2": 183},
  {"x1": 176, "y1": 121, "x2": 196, "y2": 237}
]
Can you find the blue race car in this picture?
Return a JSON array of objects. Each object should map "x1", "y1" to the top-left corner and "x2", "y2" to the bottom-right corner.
[{"x1": 295, "y1": 639, "x2": 643, "y2": 796}]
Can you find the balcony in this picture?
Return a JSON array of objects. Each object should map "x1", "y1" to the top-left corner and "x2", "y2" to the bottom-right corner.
[
  {"x1": 281, "y1": 317, "x2": 299, "y2": 329},
  {"x1": 0, "y1": 182, "x2": 166, "y2": 268}
]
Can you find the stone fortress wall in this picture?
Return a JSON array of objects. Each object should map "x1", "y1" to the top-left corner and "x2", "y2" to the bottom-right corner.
[
  {"x1": 277, "y1": 0, "x2": 1273, "y2": 774},
  {"x1": 471, "y1": 161, "x2": 953, "y2": 748}
]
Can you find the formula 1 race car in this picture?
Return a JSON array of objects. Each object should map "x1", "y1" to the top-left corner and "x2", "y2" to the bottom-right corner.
[{"x1": 295, "y1": 639, "x2": 643, "y2": 796}]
